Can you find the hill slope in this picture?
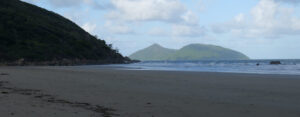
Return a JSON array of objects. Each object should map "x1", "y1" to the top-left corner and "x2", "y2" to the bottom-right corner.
[
  {"x1": 129, "y1": 44, "x2": 176, "y2": 61},
  {"x1": 0, "y1": 0, "x2": 127, "y2": 65},
  {"x1": 172, "y1": 44, "x2": 249, "y2": 60},
  {"x1": 129, "y1": 44, "x2": 249, "y2": 61}
]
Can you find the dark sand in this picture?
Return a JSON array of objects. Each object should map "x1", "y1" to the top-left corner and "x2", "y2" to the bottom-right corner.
[{"x1": 0, "y1": 66, "x2": 300, "y2": 117}]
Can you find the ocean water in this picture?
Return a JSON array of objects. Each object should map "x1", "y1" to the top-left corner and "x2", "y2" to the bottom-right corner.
[{"x1": 106, "y1": 59, "x2": 300, "y2": 75}]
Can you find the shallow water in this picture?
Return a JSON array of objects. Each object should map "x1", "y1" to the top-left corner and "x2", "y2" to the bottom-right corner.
[{"x1": 101, "y1": 59, "x2": 300, "y2": 75}]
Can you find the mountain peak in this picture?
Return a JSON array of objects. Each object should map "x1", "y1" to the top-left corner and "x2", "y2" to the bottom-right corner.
[{"x1": 149, "y1": 43, "x2": 163, "y2": 48}]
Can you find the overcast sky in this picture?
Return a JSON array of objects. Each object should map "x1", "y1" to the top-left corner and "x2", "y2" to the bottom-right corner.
[{"x1": 22, "y1": 0, "x2": 300, "y2": 59}]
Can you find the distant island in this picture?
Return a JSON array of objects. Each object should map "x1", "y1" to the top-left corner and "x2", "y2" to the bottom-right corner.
[
  {"x1": 130, "y1": 44, "x2": 249, "y2": 61},
  {"x1": 0, "y1": 0, "x2": 131, "y2": 65}
]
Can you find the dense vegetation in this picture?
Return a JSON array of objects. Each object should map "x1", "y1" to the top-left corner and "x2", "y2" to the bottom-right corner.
[
  {"x1": 130, "y1": 44, "x2": 249, "y2": 61},
  {"x1": 0, "y1": 0, "x2": 128, "y2": 65}
]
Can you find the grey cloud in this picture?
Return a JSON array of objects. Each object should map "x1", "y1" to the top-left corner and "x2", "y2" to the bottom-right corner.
[{"x1": 275, "y1": 0, "x2": 300, "y2": 4}]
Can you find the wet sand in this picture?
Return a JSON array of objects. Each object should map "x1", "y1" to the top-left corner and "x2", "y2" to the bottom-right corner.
[{"x1": 0, "y1": 66, "x2": 300, "y2": 117}]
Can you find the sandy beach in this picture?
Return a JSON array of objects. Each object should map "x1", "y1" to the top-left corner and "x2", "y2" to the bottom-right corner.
[{"x1": 0, "y1": 66, "x2": 300, "y2": 117}]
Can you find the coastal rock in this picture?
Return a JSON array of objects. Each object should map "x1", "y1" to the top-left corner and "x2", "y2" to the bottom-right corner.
[{"x1": 270, "y1": 61, "x2": 281, "y2": 65}]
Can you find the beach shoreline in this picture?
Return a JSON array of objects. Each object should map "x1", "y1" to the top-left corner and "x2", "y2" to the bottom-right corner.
[{"x1": 1, "y1": 66, "x2": 300, "y2": 117}]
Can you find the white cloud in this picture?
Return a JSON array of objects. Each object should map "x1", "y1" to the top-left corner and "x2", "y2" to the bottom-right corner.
[
  {"x1": 106, "y1": 0, "x2": 204, "y2": 37},
  {"x1": 107, "y1": 0, "x2": 198, "y2": 24},
  {"x1": 147, "y1": 24, "x2": 206, "y2": 37},
  {"x1": 212, "y1": 0, "x2": 300, "y2": 38},
  {"x1": 275, "y1": 0, "x2": 300, "y2": 4},
  {"x1": 172, "y1": 24, "x2": 206, "y2": 37},
  {"x1": 25, "y1": 0, "x2": 110, "y2": 9},
  {"x1": 104, "y1": 21, "x2": 135, "y2": 35},
  {"x1": 22, "y1": 0, "x2": 39, "y2": 4},
  {"x1": 234, "y1": 13, "x2": 245, "y2": 23},
  {"x1": 148, "y1": 27, "x2": 168, "y2": 36},
  {"x1": 291, "y1": 18, "x2": 300, "y2": 30},
  {"x1": 82, "y1": 22, "x2": 97, "y2": 34},
  {"x1": 251, "y1": 0, "x2": 278, "y2": 28},
  {"x1": 47, "y1": 0, "x2": 83, "y2": 7},
  {"x1": 181, "y1": 10, "x2": 199, "y2": 25}
]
